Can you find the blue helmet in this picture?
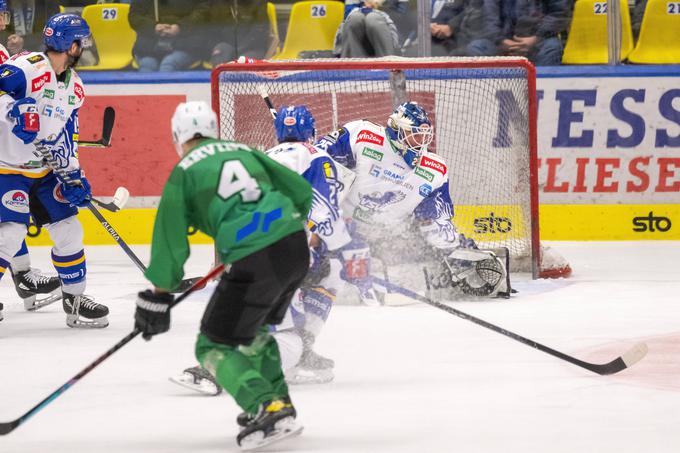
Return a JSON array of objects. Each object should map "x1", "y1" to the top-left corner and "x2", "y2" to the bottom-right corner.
[
  {"x1": 386, "y1": 101, "x2": 433, "y2": 168},
  {"x1": 275, "y1": 105, "x2": 316, "y2": 143},
  {"x1": 43, "y1": 14, "x2": 91, "y2": 52}
]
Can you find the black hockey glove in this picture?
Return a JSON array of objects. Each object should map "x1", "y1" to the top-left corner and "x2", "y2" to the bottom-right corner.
[{"x1": 135, "y1": 289, "x2": 174, "y2": 341}]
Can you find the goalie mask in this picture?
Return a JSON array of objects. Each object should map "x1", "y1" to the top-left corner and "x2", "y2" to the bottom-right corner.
[
  {"x1": 386, "y1": 102, "x2": 433, "y2": 168},
  {"x1": 171, "y1": 101, "x2": 218, "y2": 156},
  {"x1": 275, "y1": 105, "x2": 316, "y2": 143}
]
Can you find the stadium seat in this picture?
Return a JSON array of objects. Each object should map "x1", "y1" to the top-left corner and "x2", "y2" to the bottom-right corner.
[
  {"x1": 627, "y1": 0, "x2": 680, "y2": 63},
  {"x1": 78, "y1": 3, "x2": 136, "y2": 70},
  {"x1": 273, "y1": 1, "x2": 343, "y2": 60},
  {"x1": 267, "y1": 2, "x2": 280, "y2": 56},
  {"x1": 562, "y1": 0, "x2": 634, "y2": 64}
]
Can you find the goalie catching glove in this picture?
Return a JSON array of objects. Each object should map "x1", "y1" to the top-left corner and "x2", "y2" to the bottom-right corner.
[{"x1": 424, "y1": 248, "x2": 511, "y2": 299}]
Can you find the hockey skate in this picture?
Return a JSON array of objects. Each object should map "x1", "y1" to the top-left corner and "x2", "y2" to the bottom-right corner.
[
  {"x1": 236, "y1": 395, "x2": 294, "y2": 427},
  {"x1": 287, "y1": 330, "x2": 335, "y2": 385},
  {"x1": 62, "y1": 293, "x2": 109, "y2": 328},
  {"x1": 12, "y1": 268, "x2": 62, "y2": 311},
  {"x1": 236, "y1": 399, "x2": 302, "y2": 451},
  {"x1": 169, "y1": 366, "x2": 222, "y2": 396}
]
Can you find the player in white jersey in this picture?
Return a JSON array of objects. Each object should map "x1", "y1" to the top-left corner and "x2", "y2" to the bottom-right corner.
[
  {"x1": 171, "y1": 105, "x2": 353, "y2": 393},
  {"x1": 314, "y1": 101, "x2": 509, "y2": 302},
  {"x1": 0, "y1": 1, "x2": 63, "y2": 323},
  {"x1": 0, "y1": 13, "x2": 109, "y2": 328}
]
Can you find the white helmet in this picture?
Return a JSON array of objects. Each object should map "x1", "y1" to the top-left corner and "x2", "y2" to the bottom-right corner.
[{"x1": 171, "y1": 101, "x2": 218, "y2": 155}]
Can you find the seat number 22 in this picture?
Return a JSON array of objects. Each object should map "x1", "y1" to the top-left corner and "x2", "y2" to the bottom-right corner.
[{"x1": 217, "y1": 161, "x2": 261, "y2": 202}]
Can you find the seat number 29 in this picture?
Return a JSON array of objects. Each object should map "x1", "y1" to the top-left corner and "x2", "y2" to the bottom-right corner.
[{"x1": 217, "y1": 161, "x2": 261, "y2": 202}]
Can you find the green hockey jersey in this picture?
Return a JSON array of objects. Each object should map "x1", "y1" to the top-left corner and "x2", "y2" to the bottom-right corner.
[{"x1": 145, "y1": 139, "x2": 312, "y2": 291}]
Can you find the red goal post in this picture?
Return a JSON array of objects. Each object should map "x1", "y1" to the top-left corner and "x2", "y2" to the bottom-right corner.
[{"x1": 211, "y1": 57, "x2": 568, "y2": 279}]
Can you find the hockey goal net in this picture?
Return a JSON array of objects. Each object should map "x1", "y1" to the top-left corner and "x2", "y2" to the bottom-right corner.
[{"x1": 211, "y1": 57, "x2": 571, "y2": 279}]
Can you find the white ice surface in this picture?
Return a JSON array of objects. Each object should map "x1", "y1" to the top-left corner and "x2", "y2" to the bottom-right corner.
[{"x1": 1, "y1": 241, "x2": 679, "y2": 453}]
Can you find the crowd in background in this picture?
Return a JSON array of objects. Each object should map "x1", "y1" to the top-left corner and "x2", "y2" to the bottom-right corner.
[{"x1": 0, "y1": 0, "x2": 668, "y2": 71}]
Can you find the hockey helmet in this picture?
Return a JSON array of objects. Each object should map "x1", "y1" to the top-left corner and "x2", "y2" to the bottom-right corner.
[
  {"x1": 171, "y1": 101, "x2": 218, "y2": 155},
  {"x1": 386, "y1": 101, "x2": 433, "y2": 168},
  {"x1": 275, "y1": 105, "x2": 316, "y2": 143},
  {"x1": 43, "y1": 13, "x2": 92, "y2": 52}
]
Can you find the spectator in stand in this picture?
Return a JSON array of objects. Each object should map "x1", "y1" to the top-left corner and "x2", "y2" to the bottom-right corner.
[
  {"x1": 479, "y1": 0, "x2": 571, "y2": 65},
  {"x1": 431, "y1": 0, "x2": 495, "y2": 57},
  {"x1": 206, "y1": 0, "x2": 273, "y2": 66},
  {"x1": 129, "y1": 0, "x2": 210, "y2": 72},
  {"x1": 631, "y1": 0, "x2": 647, "y2": 40},
  {"x1": 336, "y1": 0, "x2": 404, "y2": 57},
  {"x1": 1, "y1": 1, "x2": 59, "y2": 55}
]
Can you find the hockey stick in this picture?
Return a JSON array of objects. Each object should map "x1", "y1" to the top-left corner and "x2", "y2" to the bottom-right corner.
[
  {"x1": 372, "y1": 276, "x2": 649, "y2": 376},
  {"x1": 258, "y1": 85, "x2": 278, "y2": 119},
  {"x1": 78, "y1": 107, "x2": 115, "y2": 148},
  {"x1": 89, "y1": 186, "x2": 130, "y2": 213},
  {"x1": 0, "y1": 264, "x2": 225, "y2": 436},
  {"x1": 34, "y1": 145, "x2": 196, "y2": 291}
]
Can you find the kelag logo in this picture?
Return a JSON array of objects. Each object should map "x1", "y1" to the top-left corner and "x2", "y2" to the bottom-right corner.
[
  {"x1": 632, "y1": 212, "x2": 672, "y2": 232},
  {"x1": 474, "y1": 212, "x2": 512, "y2": 234}
]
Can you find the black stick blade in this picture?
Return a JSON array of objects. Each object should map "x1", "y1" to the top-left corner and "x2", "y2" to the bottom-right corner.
[
  {"x1": 101, "y1": 107, "x2": 116, "y2": 146},
  {"x1": 0, "y1": 420, "x2": 20, "y2": 435},
  {"x1": 584, "y1": 342, "x2": 649, "y2": 375}
]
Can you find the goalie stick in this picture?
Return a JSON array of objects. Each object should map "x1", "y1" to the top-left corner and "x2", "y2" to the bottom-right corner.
[
  {"x1": 372, "y1": 276, "x2": 648, "y2": 376},
  {"x1": 78, "y1": 106, "x2": 115, "y2": 148},
  {"x1": 0, "y1": 264, "x2": 225, "y2": 436}
]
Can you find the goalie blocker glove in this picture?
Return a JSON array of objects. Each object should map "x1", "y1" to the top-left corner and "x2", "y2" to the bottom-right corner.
[
  {"x1": 424, "y1": 248, "x2": 511, "y2": 300},
  {"x1": 135, "y1": 289, "x2": 174, "y2": 340}
]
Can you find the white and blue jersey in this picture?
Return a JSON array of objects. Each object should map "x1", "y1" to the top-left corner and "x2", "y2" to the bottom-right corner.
[
  {"x1": 0, "y1": 51, "x2": 84, "y2": 177},
  {"x1": 264, "y1": 141, "x2": 351, "y2": 251},
  {"x1": 315, "y1": 119, "x2": 458, "y2": 251}
]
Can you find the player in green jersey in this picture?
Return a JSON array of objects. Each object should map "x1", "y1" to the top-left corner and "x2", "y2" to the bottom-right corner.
[{"x1": 133, "y1": 101, "x2": 312, "y2": 450}]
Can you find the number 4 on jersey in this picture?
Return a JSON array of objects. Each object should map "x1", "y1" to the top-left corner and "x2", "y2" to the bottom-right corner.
[{"x1": 217, "y1": 161, "x2": 261, "y2": 202}]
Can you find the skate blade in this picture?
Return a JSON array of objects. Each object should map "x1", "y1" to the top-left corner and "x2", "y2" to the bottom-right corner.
[
  {"x1": 286, "y1": 367, "x2": 334, "y2": 385},
  {"x1": 66, "y1": 315, "x2": 109, "y2": 329},
  {"x1": 24, "y1": 291, "x2": 62, "y2": 311},
  {"x1": 239, "y1": 418, "x2": 303, "y2": 451},
  {"x1": 168, "y1": 374, "x2": 222, "y2": 396}
]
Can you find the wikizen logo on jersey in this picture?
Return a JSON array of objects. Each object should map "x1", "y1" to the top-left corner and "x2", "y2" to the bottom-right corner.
[
  {"x1": 31, "y1": 72, "x2": 51, "y2": 92},
  {"x1": 356, "y1": 130, "x2": 384, "y2": 146}
]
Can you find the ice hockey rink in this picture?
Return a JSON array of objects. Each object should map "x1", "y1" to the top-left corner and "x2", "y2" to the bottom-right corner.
[{"x1": 1, "y1": 241, "x2": 679, "y2": 453}]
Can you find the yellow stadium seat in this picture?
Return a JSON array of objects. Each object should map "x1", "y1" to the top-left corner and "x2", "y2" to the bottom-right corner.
[
  {"x1": 78, "y1": 3, "x2": 136, "y2": 70},
  {"x1": 267, "y1": 2, "x2": 280, "y2": 57},
  {"x1": 562, "y1": 0, "x2": 634, "y2": 64},
  {"x1": 627, "y1": 0, "x2": 680, "y2": 63},
  {"x1": 273, "y1": 1, "x2": 343, "y2": 60}
]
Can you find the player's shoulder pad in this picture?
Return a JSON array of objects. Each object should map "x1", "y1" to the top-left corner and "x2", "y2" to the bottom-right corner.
[
  {"x1": 69, "y1": 69, "x2": 86, "y2": 108},
  {"x1": 417, "y1": 151, "x2": 449, "y2": 179},
  {"x1": 8, "y1": 52, "x2": 52, "y2": 97},
  {"x1": 0, "y1": 44, "x2": 9, "y2": 64}
]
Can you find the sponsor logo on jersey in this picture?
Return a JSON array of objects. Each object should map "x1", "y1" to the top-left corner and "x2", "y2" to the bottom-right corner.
[
  {"x1": 369, "y1": 164, "x2": 381, "y2": 177},
  {"x1": 44, "y1": 89, "x2": 55, "y2": 99},
  {"x1": 323, "y1": 161, "x2": 335, "y2": 180},
  {"x1": 382, "y1": 168, "x2": 404, "y2": 181},
  {"x1": 31, "y1": 72, "x2": 51, "y2": 92},
  {"x1": 632, "y1": 212, "x2": 672, "y2": 233},
  {"x1": 414, "y1": 166, "x2": 434, "y2": 182},
  {"x1": 53, "y1": 185, "x2": 70, "y2": 204},
  {"x1": 419, "y1": 156, "x2": 446, "y2": 175},
  {"x1": 362, "y1": 147, "x2": 383, "y2": 161},
  {"x1": 474, "y1": 212, "x2": 513, "y2": 234},
  {"x1": 419, "y1": 184, "x2": 432, "y2": 197},
  {"x1": 27, "y1": 54, "x2": 45, "y2": 64},
  {"x1": 1, "y1": 68, "x2": 14, "y2": 78},
  {"x1": 73, "y1": 83, "x2": 84, "y2": 101},
  {"x1": 2, "y1": 190, "x2": 29, "y2": 213},
  {"x1": 356, "y1": 130, "x2": 384, "y2": 146},
  {"x1": 68, "y1": 95, "x2": 77, "y2": 105}
]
